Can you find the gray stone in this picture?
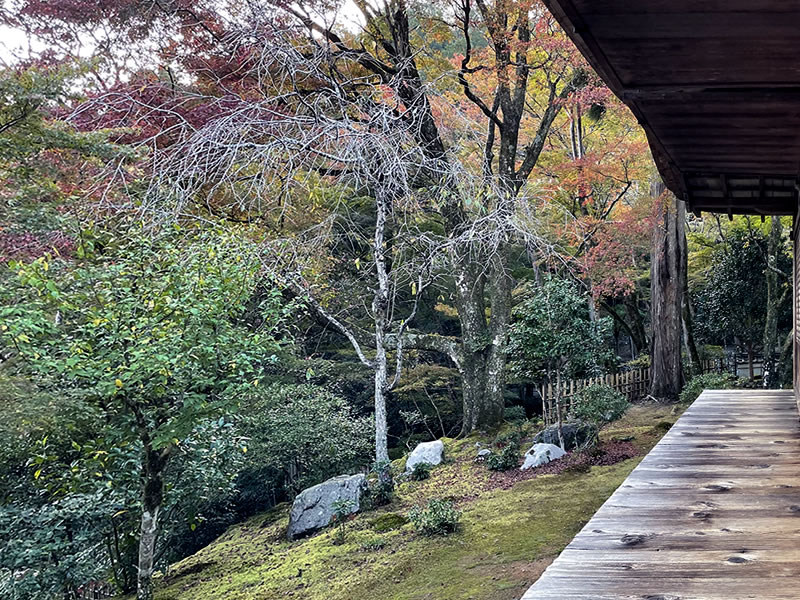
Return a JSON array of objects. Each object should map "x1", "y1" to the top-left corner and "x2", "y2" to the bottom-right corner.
[
  {"x1": 476, "y1": 448, "x2": 492, "y2": 462},
  {"x1": 287, "y1": 473, "x2": 365, "y2": 540},
  {"x1": 533, "y1": 420, "x2": 598, "y2": 450},
  {"x1": 520, "y1": 443, "x2": 567, "y2": 470},
  {"x1": 405, "y1": 440, "x2": 444, "y2": 472}
]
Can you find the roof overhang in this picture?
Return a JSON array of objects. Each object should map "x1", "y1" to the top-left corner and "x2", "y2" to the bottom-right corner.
[{"x1": 543, "y1": 0, "x2": 800, "y2": 216}]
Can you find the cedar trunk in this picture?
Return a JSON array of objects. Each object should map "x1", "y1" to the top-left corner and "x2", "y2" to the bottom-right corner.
[{"x1": 650, "y1": 182, "x2": 685, "y2": 400}]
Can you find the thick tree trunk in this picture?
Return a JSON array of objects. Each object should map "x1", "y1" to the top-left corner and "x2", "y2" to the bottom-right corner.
[
  {"x1": 650, "y1": 182, "x2": 685, "y2": 400},
  {"x1": 454, "y1": 250, "x2": 512, "y2": 433},
  {"x1": 137, "y1": 447, "x2": 167, "y2": 600}
]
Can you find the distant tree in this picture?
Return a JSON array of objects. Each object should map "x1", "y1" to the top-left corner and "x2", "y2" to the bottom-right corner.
[
  {"x1": 2, "y1": 228, "x2": 285, "y2": 600},
  {"x1": 239, "y1": 383, "x2": 372, "y2": 496},
  {"x1": 508, "y1": 277, "x2": 612, "y2": 448},
  {"x1": 695, "y1": 226, "x2": 789, "y2": 381}
]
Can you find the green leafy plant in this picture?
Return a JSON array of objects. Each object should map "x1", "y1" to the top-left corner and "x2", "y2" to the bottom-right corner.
[
  {"x1": 571, "y1": 385, "x2": 629, "y2": 424},
  {"x1": 408, "y1": 498, "x2": 460, "y2": 536},
  {"x1": 679, "y1": 373, "x2": 739, "y2": 404},
  {"x1": 362, "y1": 461, "x2": 394, "y2": 509},
  {"x1": 410, "y1": 462, "x2": 432, "y2": 481},
  {"x1": 485, "y1": 444, "x2": 520, "y2": 472},
  {"x1": 504, "y1": 405, "x2": 527, "y2": 423},
  {"x1": 330, "y1": 498, "x2": 355, "y2": 545}
]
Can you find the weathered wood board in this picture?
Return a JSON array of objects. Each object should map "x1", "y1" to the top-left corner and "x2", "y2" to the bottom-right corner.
[{"x1": 523, "y1": 390, "x2": 800, "y2": 600}]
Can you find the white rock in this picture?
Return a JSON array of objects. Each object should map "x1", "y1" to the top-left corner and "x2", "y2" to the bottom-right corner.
[
  {"x1": 405, "y1": 440, "x2": 444, "y2": 472},
  {"x1": 520, "y1": 443, "x2": 566, "y2": 470}
]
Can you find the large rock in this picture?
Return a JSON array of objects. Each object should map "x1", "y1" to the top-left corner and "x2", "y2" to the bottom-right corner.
[
  {"x1": 405, "y1": 440, "x2": 444, "y2": 472},
  {"x1": 520, "y1": 443, "x2": 566, "y2": 470},
  {"x1": 533, "y1": 420, "x2": 598, "y2": 451},
  {"x1": 287, "y1": 473, "x2": 365, "y2": 540}
]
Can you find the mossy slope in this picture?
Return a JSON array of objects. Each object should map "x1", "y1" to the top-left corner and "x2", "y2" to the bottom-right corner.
[{"x1": 148, "y1": 403, "x2": 681, "y2": 600}]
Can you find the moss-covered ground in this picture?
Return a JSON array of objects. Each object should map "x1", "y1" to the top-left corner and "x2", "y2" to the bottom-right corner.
[{"x1": 146, "y1": 402, "x2": 684, "y2": 600}]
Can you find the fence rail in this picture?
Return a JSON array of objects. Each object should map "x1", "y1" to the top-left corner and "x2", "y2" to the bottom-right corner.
[{"x1": 538, "y1": 359, "x2": 718, "y2": 425}]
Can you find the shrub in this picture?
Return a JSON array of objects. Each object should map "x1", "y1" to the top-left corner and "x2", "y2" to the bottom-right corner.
[
  {"x1": 370, "y1": 513, "x2": 408, "y2": 533},
  {"x1": 572, "y1": 385, "x2": 629, "y2": 424},
  {"x1": 504, "y1": 405, "x2": 527, "y2": 423},
  {"x1": 679, "y1": 373, "x2": 738, "y2": 404},
  {"x1": 408, "y1": 499, "x2": 460, "y2": 536},
  {"x1": 485, "y1": 430, "x2": 522, "y2": 471},
  {"x1": 485, "y1": 444, "x2": 520, "y2": 472},
  {"x1": 410, "y1": 462, "x2": 432, "y2": 481},
  {"x1": 362, "y1": 461, "x2": 394, "y2": 509},
  {"x1": 330, "y1": 499, "x2": 355, "y2": 545}
]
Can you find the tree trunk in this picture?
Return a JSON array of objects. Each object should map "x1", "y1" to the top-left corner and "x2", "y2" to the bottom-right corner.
[
  {"x1": 137, "y1": 447, "x2": 167, "y2": 600},
  {"x1": 747, "y1": 342, "x2": 755, "y2": 381},
  {"x1": 555, "y1": 369, "x2": 565, "y2": 450},
  {"x1": 624, "y1": 294, "x2": 648, "y2": 355},
  {"x1": 680, "y1": 221, "x2": 701, "y2": 377},
  {"x1": 650, "y1": 182, "x2": 685, "y2": 400},
  {"x1": 372, "y1": 192, "x2": 392, "y2": 464},
  {"x1": 763, "y1": 216, "x2": 782, "y2": 387}
]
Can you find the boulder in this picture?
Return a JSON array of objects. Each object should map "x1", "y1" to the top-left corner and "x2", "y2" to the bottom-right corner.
[
  {"x1": 405, "y1": 440, "x2": 444, "y2": 472},
  {"x1": 477, "y1": 448, "x2": 492, "y2": 459},
  {"x1": 287, "y1": 473, "x2": 365, "y2": 540},
  {"x1": 520, "y1": 443, "x2": 567, "y2": 470},
  {"x1": 533, "y1": 420, "x2": 598, "y2": 451}
]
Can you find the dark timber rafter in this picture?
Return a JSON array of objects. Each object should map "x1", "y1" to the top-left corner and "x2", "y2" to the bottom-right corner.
[{"x1": 542, "y1": 0, "x2": 800, "y2": 217}]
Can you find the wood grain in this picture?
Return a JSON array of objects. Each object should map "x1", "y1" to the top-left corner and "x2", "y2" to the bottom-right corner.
[
  {"x1": 522, "y1": 390, "x2": 800, "y2": 600},
  {"x1": 541, "y1": 0, "x2": 800, "y2": 216}
]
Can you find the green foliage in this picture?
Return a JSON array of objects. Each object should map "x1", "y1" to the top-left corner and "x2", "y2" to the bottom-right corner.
[
  {"x1": 4, "y1": 228, "x2": 280, "y2": 452},
  {"x1": 0, "y1": 493, "x2": 111, "y2": 599},
  {"x1": 370, "y1": 513, "x2": 409, "y2": 533},
  {"x1": 623, "y1": 353, "x2": 651, "y2": 369},
  {"x1": 239, "y1": 383, "x2": 372, "y2": 499},
  {"x1": 694, "y1": 228, "x2": 790, "y2": 352},
  {"x1": 408, "y1": 498, "x2": 461, "y2": 536},
  {"x1": 503, "y1": 405, "x2": 527, "y2": 423},
  {"x1": 410, "y1": 462, "x2": 433, "y2": 481},
  {"x1": 571, "y1": 385, "x2": 629, "y2": 424},
  {"x1": 362, "y1": 462, "x2": 394, "y2": 509},
  {"x1": 679, "y1": 373, "x2": 739, "y2": 404},
  {"x1": 485, "y1": 431, "x2": 522, "y2": 472},
  {"x1": 0, "y1": 228, "x2": 287, "y2": 594},
  {"x1": 485, "y1": 445, "x2": 520, "y2": 472},
  {"x1": 330, "y1": 499, "x2": 355, "y2": 545},
  {"x1": 508, "y1": 277, "x2": 613, "y2": 383}
]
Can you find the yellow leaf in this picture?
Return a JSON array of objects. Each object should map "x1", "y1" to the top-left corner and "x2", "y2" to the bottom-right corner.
[
  {"x1": 34, "y1": 468, "x2": 42, "y2": 479},
  {"x1": 115, "y1": 379, "x2": 123, "y2": 388}
]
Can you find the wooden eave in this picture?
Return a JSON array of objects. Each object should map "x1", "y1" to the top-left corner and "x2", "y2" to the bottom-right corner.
[{"x1": 543, "y1": 0, "x2": 800, "y2": 216}]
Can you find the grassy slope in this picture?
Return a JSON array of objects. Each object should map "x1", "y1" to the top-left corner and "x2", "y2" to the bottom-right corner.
[{"x1": 149, "y1": 404, "x2": 682, "y2": 600}]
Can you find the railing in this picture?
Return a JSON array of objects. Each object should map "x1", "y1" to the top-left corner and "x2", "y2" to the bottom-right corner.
[{"x1": 538, "y1": 359, "x2": 719, "y2": 425}]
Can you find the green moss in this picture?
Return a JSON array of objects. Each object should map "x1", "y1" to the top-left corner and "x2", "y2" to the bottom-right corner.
[
  {"x1": 147, "y1": 405, "x2": 675, "y2": 600},
  {"x1": 370, "y1": 512, "x2": 409, "y2": 532}
]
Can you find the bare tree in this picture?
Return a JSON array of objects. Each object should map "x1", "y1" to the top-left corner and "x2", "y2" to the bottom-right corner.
[{"x1": 77, "y1": 0, "x2": 584, "y2": 438}]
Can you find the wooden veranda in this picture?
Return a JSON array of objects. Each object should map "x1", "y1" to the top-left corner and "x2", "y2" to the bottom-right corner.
[
  {"x1": 524, "y1": 390, "x2": 800, "y2": 599},
  {"x1": 522, "y1": 2, "x2": 800, "y2": 598}
]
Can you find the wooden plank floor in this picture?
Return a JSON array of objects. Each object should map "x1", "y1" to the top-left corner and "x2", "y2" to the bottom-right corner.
[{"x1": 523, "y1": 390, "x2": 800, "y2": 600}]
